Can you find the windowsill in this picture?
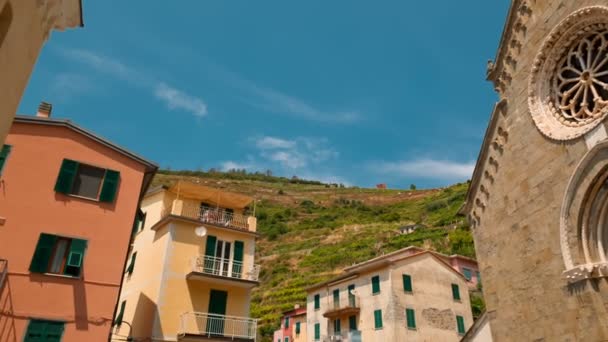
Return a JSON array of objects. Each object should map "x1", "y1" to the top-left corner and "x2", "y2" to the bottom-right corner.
[
  {"x1": 62, "y1": 193, "x2": 101, "y2": 203},
  {"x1": 407, "y1": 327, "x2": 417, "y2": 331},
  {"x1": 404, "y1": 291, "x2": 413, "y2": 294},
  {"x1": 40, "y1": 272, "x2": 80, "y2": 280},
  {"x1": 373, "y1": 292, "x2": 381, "y2": 296},
  {"x1": 375, "y1": 327, "x2": 383, "y2": 331},
  {"x1": 453, "y1": 299, "x2": 461, "y2": 302}
]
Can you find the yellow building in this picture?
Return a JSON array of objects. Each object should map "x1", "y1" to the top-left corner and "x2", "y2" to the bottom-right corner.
[
  {"x1": 114, "y1": 181, "x2": 260, "y2": 342},
  {"x1": 306, "y1": 248, "x2": 473, "y2": 342}
]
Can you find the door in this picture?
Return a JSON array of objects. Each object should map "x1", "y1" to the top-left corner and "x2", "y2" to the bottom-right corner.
[
  {"x1": 207, "y1": 290, "x2": 228, "y2": 336},
  {"x1": 215, "y1": 240, "x2": 232, "y2": 276}
]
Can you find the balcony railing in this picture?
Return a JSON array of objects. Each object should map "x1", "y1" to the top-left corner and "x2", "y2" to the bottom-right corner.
[
  {"x1": 163, "y1": 203, "x2": 254, "y2": 231},
  {"x1": 179, "y1": 312, "x2": 258, "y2": 341},
  {"x1": 191, "y1": 255, "x2": 261, "y2": 282},
  {"x1": 324, "y1": 296, "x2": 360, "y2": 319},
  {"x1": 0, "y1": 259, "x2": 7, "y2": 290}
]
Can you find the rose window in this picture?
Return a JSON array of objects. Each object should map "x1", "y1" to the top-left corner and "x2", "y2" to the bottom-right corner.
[{"x1": 554, "y1": 30, "x2": 608, "y2": 125}]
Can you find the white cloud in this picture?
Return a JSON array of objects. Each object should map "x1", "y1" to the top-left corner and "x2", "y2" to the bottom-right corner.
[
  {"x1": 155, "y1": 83, "x2": 207, "y2": 117},
  {"x1": 61, "y1": 48, "x2": 208, "y2": 118},
  {"x1": 50, "y1": 73, "x2": 94, "y2": 101},
  {"x1": 375, "y1": 159, "x2": 475, "y2": 180},
  {"x1": 255, "y1": 136, "x2": 296, "y2": 150}
]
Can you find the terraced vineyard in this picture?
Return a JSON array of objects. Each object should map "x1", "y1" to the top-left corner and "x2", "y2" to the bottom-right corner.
[{"x1": 152, "y1": 170, "x2": 477, "y2": 341}]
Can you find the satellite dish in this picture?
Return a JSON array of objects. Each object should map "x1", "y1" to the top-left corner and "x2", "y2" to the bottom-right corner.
[
  {"x1": 195, "y1": 226, "x2": 207, "y2": 237},
  {"x1": 349, "y1": 289, "x2": 358, "y2": 296}
]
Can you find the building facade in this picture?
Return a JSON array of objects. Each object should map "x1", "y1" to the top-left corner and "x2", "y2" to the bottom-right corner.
[
  {"x1": 463, "y1": 0, "x2": 608, "y2": 340},
  {"x1": 0, "y1": 107, "x2": 157, "y2": 341},
  {"x1": 114, "y1": 181, "x2": 260, "y2": 341},
  {"x1": 0, "y1": 0, "x2": 82, "y2": 145},
  {"x1": 273, "y1": 307, "x2": 307, "y2": 342},
  {"x1": 306, "y1": 248, "x2": 473, "y2": 342}
]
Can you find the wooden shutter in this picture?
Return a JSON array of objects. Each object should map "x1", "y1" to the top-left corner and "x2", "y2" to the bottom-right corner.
[
  {"x1": 44, "y1": 321, "x2": 65, "y2": 341},
  {"x1": 314, "y1": 323, "x2": 320, "y2": 340},
  {"x1": 295, "y1": 321, "x2": 301, "y2": 334},
  {"x1": 54, "y1": 159, "x2": 78, "y2": 194},
  {"x1": 205, "y1": 235, "x2": 217, "y2": 256},
  {"x1": 403, "y1": 274, "x2": 413, "y2": 292},
  {"x1": 126, "y1": 252, "x2": 137, "y2": 275},
  {"x1": 348, "y1": 315, "x2": 357, "y2": 331},
  {"x1": 334, "y1": 319, "x2": 341, "y2": 333},
  {"x1": 374, "y1": 309, "x2": 383, "y2": 329},
  {"x1": 115, "y1": 301, "x2": 126, "y2": 326},
  {"x1": 452, "y1": 284, "x2": 461, "y2": 300},
  {"x1": 406, "y1": 308, "x2": 416, "y2": 329},
  {"x1": 284, "y1": 316, "x2": 289, "y2": 328},
  {"x1": 333, "y1": 289, "x2": 340, "y2": 306},
  {"x1": 372, "y1": 275, "x2": 380, "y2": 294},
  {"x1": 232, "y1": 240, "x2": 244, "y2": 278},
  {"x1": 348, "y1": 284, "x2": 355, "y2": 306},
  {"x1": 24, "y1": 319, "x2": 46, "y2": 340},
  {"x1": 0, "y1": 144, "x2": 11, "y2": 175},
  {"x1": 99, "y1": 169, "x2": 120, "y2": 202},
  {"x1": 314, "y1": 294, "x2": 320, "y2": 309},
  {"x1": 29, "y1": 233, "x2": 57, "y2": 273},
  {"x1": 457, "y1": 315, "x2": 465, "y2": 334},
  {"x1": 65, "y1": 238, "x2": 87, "y2": 277}
]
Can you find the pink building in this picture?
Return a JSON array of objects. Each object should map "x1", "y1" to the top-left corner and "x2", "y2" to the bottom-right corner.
[
  {"x1": 273, "y1": 306, "x2": 307, "y2": 342},
  {"x1": 0, "y1": 105, "x2": 157, "y2": 341}
]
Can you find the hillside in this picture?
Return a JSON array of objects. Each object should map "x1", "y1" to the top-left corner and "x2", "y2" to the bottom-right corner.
[{"x1": 152, "y1": 170, "x2": 478, "y2": 341}]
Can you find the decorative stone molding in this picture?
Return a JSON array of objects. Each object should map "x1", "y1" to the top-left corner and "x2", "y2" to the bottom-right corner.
[
  {"x1": 36, "y1": 0, "x2": 82, "y2": 40},
  {"x1": 529, "y1": 7, "x2": 608, "y2": 141},
  {"x1": 561, "y1": 140, "x2": 608, "y2": 283}
]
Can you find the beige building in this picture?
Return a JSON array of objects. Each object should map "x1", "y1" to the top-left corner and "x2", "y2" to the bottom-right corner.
[
  {"x1": 462, "y1": 0, "x2": 608, "y2": 340},
  {"x1": 306, "y1": 248, "x2": 473, "y2": 342},
  {"x1": 0, "y1": 0, "x2": 82, "y2": 145},
  {"x1": 114, "y1": 181, "x2": 260, "y2": 341}
]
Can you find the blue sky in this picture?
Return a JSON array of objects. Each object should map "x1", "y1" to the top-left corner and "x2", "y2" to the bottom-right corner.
[{"x1": 18, "y1": 0, "x2": 510, "y2": 189}]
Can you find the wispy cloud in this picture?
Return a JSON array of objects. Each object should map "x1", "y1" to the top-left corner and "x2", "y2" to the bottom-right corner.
[
  {"x1": 50, "y1": 73, "x2": 95, "y2": 102},
  {"x1": 374, "y1": 159, "x2": 475, "y2": 180},
  {"x1": 60, "y1": 48, "x2": 208, "y2": 118},
  {"x1": 255, "y1": 136, "x2": 296, "y2": 150}
]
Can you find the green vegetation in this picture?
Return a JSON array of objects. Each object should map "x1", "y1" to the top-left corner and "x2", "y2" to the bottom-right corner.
[{"x1": 153, "y1": 171, "x2": 478, "y2": 342}]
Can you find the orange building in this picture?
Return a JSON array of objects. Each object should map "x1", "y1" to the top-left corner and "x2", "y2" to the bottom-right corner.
[{"x1": 0, "y1": 104, "x2": 157, "y2": 342}]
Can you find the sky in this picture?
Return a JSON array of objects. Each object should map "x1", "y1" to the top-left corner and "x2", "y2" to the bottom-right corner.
[{"x1": 18, "y1": 0, "x2": 511, "y2": 189}]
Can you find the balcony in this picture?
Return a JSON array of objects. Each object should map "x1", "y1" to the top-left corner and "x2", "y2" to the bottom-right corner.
[
  {"x1": 178, "y1": 312, "x2": 258, "y2": 341},
  {"x1": 323, "y1": 296, "x2": 360, "y2": 319},
  {"x1": 163, "y1": 201, "x2": 257, "y2": 232},
  {"x1": 187, "y1": 255, "x2": 260, "y2": 285}
]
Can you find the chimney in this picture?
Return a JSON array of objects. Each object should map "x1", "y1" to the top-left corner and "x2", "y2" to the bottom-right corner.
[{"x1": 36, "y1": 102, "x2": 52, "y2": 118}]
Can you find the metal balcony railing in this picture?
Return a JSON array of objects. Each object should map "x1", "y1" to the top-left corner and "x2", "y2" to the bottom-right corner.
[
  {"x1": 0, "y1": 259, "x2": 7, "y2": 290},
  {"x1": 179, "y1": 312, "x2": 258, "y2": 341},
  {"x1": 163, "y1": 204, "x2": 252, "y2": 231},
  {"x1": 191, "y1": 255, "x2": 260, "y2": 282}
]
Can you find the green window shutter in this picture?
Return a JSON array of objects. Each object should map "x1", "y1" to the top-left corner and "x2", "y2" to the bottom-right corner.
[
  {"x1": 374, "y1": 309, "x2": 383, "y2": 329},
  {"x1": 314, "y1": 294, "x2": 320, "y2": 310},
  {"x1": 348, "y1": 284, "x2": 355, "y2": 306},
  {"x1": 456, "y1": 315, "x2": 465, "y2": 334},
  {"x1": 29, "y1": 233, "x2": 57, "y2": 273},
  {"x1": 64, "y1": 238, "x2": 87, "y2": 277},
  {"x1": 232, "y1": 240, "x2": 244, "y2": 278},
  {"x1": 285, "y1": 338, "x2": 289, "y2": 342},
  {"x1": 333, "y1": 289, "x2": 340, "y2": 306},
  {"x1": 334, "y1": 319, "x2": 341, "y2": 333},
  {"x1": 285, "y1": 316, "x2": 289, "y2": 328},
  {"x1": 476, "y1": 271, "x2": 481, "y2": 283},
  {"x1": 25, "y1": 319, "x2": 46, "y2": 340},
  {"x1": 126, "y1": 252, "x2": 137, "y2": 275},
  {"x1": 99, "y1": 169, "x2": 120, "y2": 202},
  {"x1": 406, "y1": 308, "x2": 416, "y2": 329},
  {"x1": 463, "y1": 268, "x2": 472, "y2": 280},
  {"x1": 44, "y1": 321, "x2": 65, "y2": 341},
  {"x1": 403, "y1": 274, "x2": 412, "y2": 292},
  {"x1": 205, "y1": 235, "x2": 217, "y2": 257},
  {"x1": 0, "y1": 144, "x2": 11, "y2": 175},
  {"x1": 295, "y1": 321, "x2": 301, "y2": 334},
  {"x1": 54, "y1": 159, "x2": 79, "y2": 194},
  {"x1": 372, "y1": 275, "x2": 380, "y2": 294},
  {"x1": 452, "y1": 284, "x2": 461, "y2": 300},
  {"x1": 115, "y1": 300, "x2": 126, "y2": 326},
  {"x1": 132, "y1": 216, "x2": 141, "y2": 236},
  {"x1": 314, "y1": 323, "x2": 320, "y2": 340},
  {"x1": 348, "y1": 315, "x2": 357, "y2": 331}
]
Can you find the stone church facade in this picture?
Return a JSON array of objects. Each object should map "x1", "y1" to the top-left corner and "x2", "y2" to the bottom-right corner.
[{"x1": 463, "y1": 1, "x2": 608, "y2": 340}]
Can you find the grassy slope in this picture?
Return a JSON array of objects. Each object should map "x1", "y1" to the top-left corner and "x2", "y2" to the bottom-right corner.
[{"x1": 152, "y1": 171, "x2": 476, "y2": 341}]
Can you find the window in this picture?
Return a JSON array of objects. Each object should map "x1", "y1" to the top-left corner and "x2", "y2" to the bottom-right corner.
[
  {"x1": 403, "y1": 274, "x2": 412, "y2": 293},
  {"x1": 456, "y1": 315, "x2": 465, "y2": 335},
  {"x1": 54, "y1": 159, "x2": 120, "y2": 202},
  {"x1": 406, "y1": 308, "x2": 416, "y2": 329},
  {"x1": 334, "y1": 319, "x2": 341, "y2": 334},
  {"x1": 114, "y1": 301, "x2": 126, "y2": 326},
  {"x1": 203, "y1": 235, "x2": 243, "y2": 278},
  {"x1": 348, "y1": 284, "x2": 355, "y2": 307},
  {"x1": 463, "y1": 268, "x2": 472, "y2": 281},
  {"x1": 284, "y1": 316, "x2": 289, "y2": 328},
  {"x1": 314, "y1": 294, "x2": 320, "y2": 310},
  {"x1": 372, "y1": 275, "x2": 380, "y2": 294},
  {"x1": 0, "y1": 144, "x2": 11, "y2": 176},
  {"x1": 24, "y1": 319, "x2": 64, "y2": 342},
  {"x1": 284, "y1": 338, "x2": 289, "y2": 342},
  {"x1": 348, "y1": 315, "x2": 357, "y2": 331},
  {"x1": 29, "y1": 233, "x2": 87, "y2": 277},
  {"x1": 126, "y1": 252, "x2": 137, "y2": 276},
  {"x1": 476, "y1": 271, "x2": 481, "y2": 283},
  {"x1": 314, "y1": 323, "x2": 320, "y2": 340},
  {"x1": 333, "y1": 288, "x2": 340, "y2": 308},
  {"x1": 132, "y1": 210, "x2": 146, "y2": 235},
  {"x1": 374, "y1": 310, "x2": 383, "y2": 329},
  {"x1": 451, "y1": 284, "x2": 461, "y2": 301},
  {"x1": 295, "y1": 321, "x2": 301, "y2": 335}
]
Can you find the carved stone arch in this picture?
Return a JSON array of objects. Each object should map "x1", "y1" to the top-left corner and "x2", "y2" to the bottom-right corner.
[{"x1": 561, "y1": 140, "x2": 608, "y2": 282}]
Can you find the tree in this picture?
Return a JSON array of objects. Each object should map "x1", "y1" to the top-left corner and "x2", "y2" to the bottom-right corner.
[{"x1": 410, "y1": 184, "x2": 417, "y2": 190}]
